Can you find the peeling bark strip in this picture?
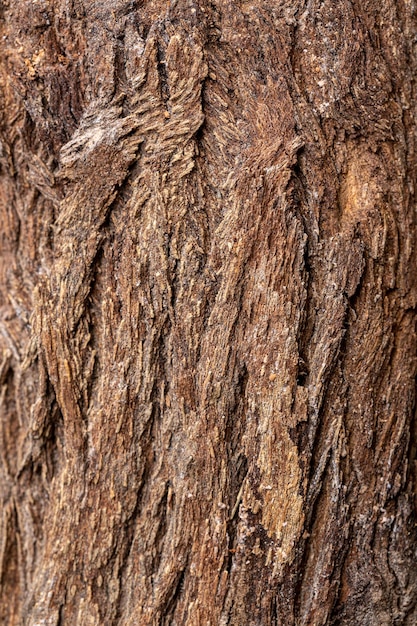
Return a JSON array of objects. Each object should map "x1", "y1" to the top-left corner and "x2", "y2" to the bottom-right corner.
[{"x1": 0, "y1": 1, "x2": 416, "y2": 624}]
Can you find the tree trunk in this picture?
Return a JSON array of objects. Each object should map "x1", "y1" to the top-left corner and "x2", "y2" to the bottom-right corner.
[{"x1": 1, "y1": 1, "x2": 416, "y2": 624}]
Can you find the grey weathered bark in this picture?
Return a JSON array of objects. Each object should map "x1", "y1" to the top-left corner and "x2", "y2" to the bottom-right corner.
[{"x1": 0, "y1": 1, "x2": 416, "y2": 624}]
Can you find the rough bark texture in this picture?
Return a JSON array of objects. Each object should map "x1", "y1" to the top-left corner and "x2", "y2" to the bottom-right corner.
[{"x1": 1, "y1": 1, "x2": 417, "y2": 624}]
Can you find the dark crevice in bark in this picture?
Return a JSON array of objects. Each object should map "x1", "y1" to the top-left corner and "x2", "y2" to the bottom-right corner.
[
  {"x1": 270, "y1": 595, "x2": 279, "y2": 626},
  {"x1": 131, "y1": 411, "x2": 159, "y2": 515},
  {"x1": 345, "y1": 255, "x2": 366, "y2": 319},
  {"x1": 160, "y1": 564, "x2": 188, "y2": 625},
  {"x1": 113, "y1": 488, "x2": 143, "y2": 623},
  {"x1": 297, "y1": 476, "x2": 348, "y2": 624},
  {"x1": 41, "y1": 399, "x2": 64, "y2": 480},
  {"x1": 291, "y1": 156, "x2": 317, "y2": 395},
  {"x1": 225, "y1": 456, "x2": 248, "y2": 575},
  {"x1": 224, "y1": 519, "x2": 238, "y2": 576},
  {"x1": 0, "y1": 502, "x2": 20, "y2": 625},
  {"x1": 408, "y1": 395, "x2": 417, "y2": 487},
  {"x1": 57, "y1": 602, "x2": 64, "y2": 626},
  {"x1": 223, "y1": 357, "x2": 249, "y2": 578},
  {"x1": 306, "y1": 424, "x2": 334, "y2": 516},
  {"x1": 156, "y1": 36, "x2": 170, "y2": 105},
  {"x1": 152, "y1": 481, "x2": 170, "y2": 574},
  {"x1": 0, "y1": 365, "x2": 17, "y2": 477},
  {"x1": 329, "y1": 521, "x2": 356, "y2": 623}
]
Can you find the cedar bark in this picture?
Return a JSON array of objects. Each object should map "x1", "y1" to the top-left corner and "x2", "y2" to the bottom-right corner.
[{"x1": 0, "y1": 1, "x2": 416, "y2": 624}]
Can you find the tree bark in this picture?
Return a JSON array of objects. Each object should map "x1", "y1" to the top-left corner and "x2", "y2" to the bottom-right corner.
[{"x1": 1, "y1": 1, "x2": 416, "y2": 624}]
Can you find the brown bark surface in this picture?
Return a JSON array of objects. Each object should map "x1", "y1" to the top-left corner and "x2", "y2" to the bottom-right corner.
[{"x1": 1, "y1": 1, "x2": 416, "y2": 624}]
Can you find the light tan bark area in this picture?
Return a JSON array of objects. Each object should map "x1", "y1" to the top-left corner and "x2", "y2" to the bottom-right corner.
[{"x1": 0, "y1": 1, "x2": 416, "y2": 624}]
